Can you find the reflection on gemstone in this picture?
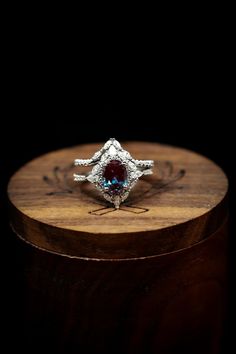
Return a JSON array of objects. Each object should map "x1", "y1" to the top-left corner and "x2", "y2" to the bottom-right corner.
[{"x1": 102, "y1": 160, "x2": 128, "y2": 195}]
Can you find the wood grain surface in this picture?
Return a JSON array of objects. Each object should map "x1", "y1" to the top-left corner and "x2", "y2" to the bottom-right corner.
[
  {"x1": 8, "y1": 142, "x2": 228, "y2": 259},
  {"x1": 12, "y1": 215, "x2": 228, "y2": 354}
]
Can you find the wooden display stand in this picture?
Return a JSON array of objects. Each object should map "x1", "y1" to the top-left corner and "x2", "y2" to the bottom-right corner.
[{"x1": 8, "y1": 142, "x2": 228, "y2": 354}]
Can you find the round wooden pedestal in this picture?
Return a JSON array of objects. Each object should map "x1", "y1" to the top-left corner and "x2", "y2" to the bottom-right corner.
[{"x1": 8, "y1": 142, "x2": 228, "y2": 354}]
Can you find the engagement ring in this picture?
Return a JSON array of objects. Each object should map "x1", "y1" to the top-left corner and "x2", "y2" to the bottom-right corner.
[{"x1": 74, "y1": 138, "x2": 154, "y2": 208}]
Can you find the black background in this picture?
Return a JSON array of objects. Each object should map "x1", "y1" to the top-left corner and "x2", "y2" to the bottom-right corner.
[{"x1": 1, "y1": 31, "x2": 235, "y2": 353}]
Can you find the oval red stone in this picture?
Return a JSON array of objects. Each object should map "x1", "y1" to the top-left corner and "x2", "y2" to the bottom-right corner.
[{"x1": 103, "y1": 160, "x2": 127, "y2": 194}]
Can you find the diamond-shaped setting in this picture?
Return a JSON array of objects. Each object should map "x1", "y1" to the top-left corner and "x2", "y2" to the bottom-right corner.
[{"x1": 74, "y1": 138, "x2": 154, "y2": 208}]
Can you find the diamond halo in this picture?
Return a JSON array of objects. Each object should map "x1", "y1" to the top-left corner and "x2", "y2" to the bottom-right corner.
[{"x1": 74, "y1": 138, "x2": 154, "y2": 209}]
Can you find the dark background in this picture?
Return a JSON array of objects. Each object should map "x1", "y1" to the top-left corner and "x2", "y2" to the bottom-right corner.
[{"x1": 1, "y1": 29, "x2": 235, "y2": 352}]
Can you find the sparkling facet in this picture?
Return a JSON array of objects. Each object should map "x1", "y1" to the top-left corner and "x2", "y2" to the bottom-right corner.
[
  {"x1": 113, "y1": 139, "x2": 121, "y2": 149},
  {"x1": 108, "y1": 145, "x2": 117, "y2": 156},
  {"x1": 102, "y1": 160, "x2": 127, "y2": 195}
]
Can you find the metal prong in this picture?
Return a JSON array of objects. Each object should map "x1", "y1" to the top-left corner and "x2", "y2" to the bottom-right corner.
[{"x1": 113, "y1": 196, "x2": 121, "y2": 209}]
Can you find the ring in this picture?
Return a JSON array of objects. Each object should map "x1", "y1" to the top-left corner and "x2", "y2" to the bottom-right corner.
[{"x1": 73, "y1": 138, "x2": 154, "y2": 209}]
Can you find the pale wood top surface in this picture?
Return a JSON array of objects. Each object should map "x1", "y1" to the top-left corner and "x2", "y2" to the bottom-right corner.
[{"x1": 8, "y1": 142, "x2": 228, "y2": 258}]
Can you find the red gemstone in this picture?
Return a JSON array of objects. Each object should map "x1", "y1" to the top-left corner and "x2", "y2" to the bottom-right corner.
[{"x1": 103, "y1": 160, "x2": 127, "y2": 194}]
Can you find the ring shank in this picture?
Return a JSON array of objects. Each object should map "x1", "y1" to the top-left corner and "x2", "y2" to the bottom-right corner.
[{"x1": 74, "y1": 163, "x2": 154, "y2": 182}]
